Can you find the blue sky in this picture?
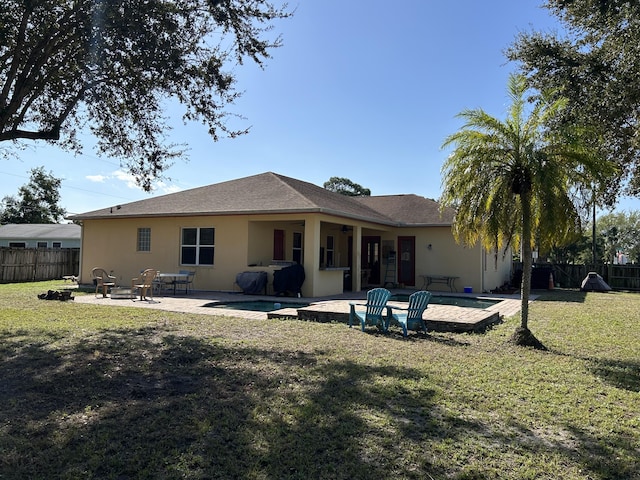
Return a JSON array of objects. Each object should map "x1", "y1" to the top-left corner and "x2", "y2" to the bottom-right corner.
[{"x1": 3, "y1": 0, "x2": 639, "y2": 216}]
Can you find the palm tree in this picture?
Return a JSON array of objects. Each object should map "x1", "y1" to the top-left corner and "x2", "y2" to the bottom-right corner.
[{"x1": 440, "y1": 73, "x2": 615, "y2": 348}]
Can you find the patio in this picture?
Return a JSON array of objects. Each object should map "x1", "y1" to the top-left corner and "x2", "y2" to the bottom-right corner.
[{"x1": 72, "y1": 288, "x2": 524, "y2": 333}]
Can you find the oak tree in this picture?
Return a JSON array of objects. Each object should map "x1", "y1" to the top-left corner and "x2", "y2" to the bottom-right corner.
[
  {"x1": 0, "y1": 0, "x2": 289, "y2": 190},
  {"x1": 323, "y1": 177, "x2": 371, "y2": 197},
  {"x1": 0, "y1": 166, "x2": 66, "y2": 224},
  {"x1": 508, "y1": 0, "x2": 640, "y2": 203}
]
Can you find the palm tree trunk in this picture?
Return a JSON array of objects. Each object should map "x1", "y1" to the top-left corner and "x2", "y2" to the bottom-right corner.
[
  {"x1": 520, "y1": 190, "x2": 532, "y2": 331},
  {"x1": 512, "y1": 189, "x2": 545, "y2": 349}
]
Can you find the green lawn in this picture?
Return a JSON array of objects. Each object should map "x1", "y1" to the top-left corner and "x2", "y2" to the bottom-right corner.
[{"x1": 1, "y1": 281, "x2": 639, "y2": 479}]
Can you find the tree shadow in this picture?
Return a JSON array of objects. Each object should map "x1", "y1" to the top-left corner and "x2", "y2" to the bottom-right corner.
[
  {"x1": 548, "y1": 345, "x2": 640, "y2": 393},
  {"x1": 1, "y1": 327, "x2": 638, "y2": 478},
  {"x1": 531, "y1": 289, "x2": 588, "y2": 303}
]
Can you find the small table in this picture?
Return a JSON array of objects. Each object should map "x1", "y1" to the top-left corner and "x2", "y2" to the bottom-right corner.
[
  {"x1": 110, "y1": 288, "x2": 134, "y2": 299},
  {"x1": 157, "y1": 273, "x2": 190, "y2": 295},
  {"x1": 420, "y1": 274, "x2": 459, "y2": 292}
]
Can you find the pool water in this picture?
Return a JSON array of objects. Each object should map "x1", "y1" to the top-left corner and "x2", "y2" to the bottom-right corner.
[
  {"x1": 390, "y1": 294, "x2": 499, "y2": 309},
  {"x1": 205, "y1": 300, "x2": 310, "y2": 312}
]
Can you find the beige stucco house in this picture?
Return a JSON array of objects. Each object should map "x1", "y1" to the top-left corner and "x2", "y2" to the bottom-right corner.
[{"x1": 70, "y1": 172, "x2": 512, "y2": 297}]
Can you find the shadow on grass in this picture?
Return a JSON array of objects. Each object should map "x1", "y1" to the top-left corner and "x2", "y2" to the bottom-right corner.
[
  {"x1": 550, "y1": 347, "x2": 640, "y2": 394},
  {"x1": 531, "y1": 289, "x2": 588, "y2": 303},
  {"x1": 1, "y1": 327, "x2": 638, "y2": 479},
  {"x1": 588, "y1": 358, "x2": 640, "y2": 392}
]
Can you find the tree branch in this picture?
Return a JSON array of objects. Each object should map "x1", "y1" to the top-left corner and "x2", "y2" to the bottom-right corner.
[{"x1": 0, "y1": 127, "x2": 60, "y2": 141}]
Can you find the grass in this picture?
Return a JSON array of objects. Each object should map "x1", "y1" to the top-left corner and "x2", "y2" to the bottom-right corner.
[{"x1": 1, "y1": 281, "x2": 639, "y2": 479}]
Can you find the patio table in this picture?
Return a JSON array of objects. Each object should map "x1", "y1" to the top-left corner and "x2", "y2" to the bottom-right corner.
[
  {"x1": 420, "y1": 274, "x2": 459, "y2": 292},
  {"x1": 157, "y1": 272, "x2": 190, "y2": 295}
]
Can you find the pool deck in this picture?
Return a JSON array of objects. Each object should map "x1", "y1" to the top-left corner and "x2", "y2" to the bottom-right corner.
[{"x1": 72, "y1": 288, "x2": 527, "y2": 334}]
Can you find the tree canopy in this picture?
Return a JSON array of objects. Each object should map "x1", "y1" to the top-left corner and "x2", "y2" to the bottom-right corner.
[
  {"x1": 0, "y1": 0, "x2": 290, "y2": 190},
  {"x1": 323, "y1": 177, "x2": 371, "y2": 197},
  {"x1": 595, "y1": 210, "x2": 640, "y2": 264},
  {"x1": 508, "y1": 0, "x2": 640, "y2": 203},
  {"x1": 0, "y1": 166, "x2": 66, "y2": 224},
  {"x1": 441, "y1": 74, "x2": 615, "y2": 348}
]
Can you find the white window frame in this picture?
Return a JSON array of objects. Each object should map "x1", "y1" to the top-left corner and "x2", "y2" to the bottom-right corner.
[
  {"x1": 326, "y1": 235, "x2": 335, "y2": 267},
  {"x1": 181, "y1": 227, "x2": 215, "y2": 266},
  {"x1": 292, "y1": 231, "x2": 303, "y2": 264}
]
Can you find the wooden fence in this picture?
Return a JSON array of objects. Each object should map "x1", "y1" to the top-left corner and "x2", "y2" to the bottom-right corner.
[
  {"x1": 0, "y1": 247, "x2": 80, "y2": 283},
  {"x1": 516, "y1": 262, "x2": 640, "y2": 291}
]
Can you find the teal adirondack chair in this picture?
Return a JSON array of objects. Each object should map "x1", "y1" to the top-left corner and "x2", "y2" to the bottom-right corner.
[
  {"x1": 388, "y1": 290, "x2": 432, "y2": 337},
  {"x1": 349, "y1": 288, "x2": 392, "y2": 332}
]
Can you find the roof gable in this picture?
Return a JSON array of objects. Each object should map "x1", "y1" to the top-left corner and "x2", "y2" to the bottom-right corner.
[
  {"x1": 354, "y1": 194, "x2": 454, "y2": 226},
  {"x1": 72, "y1": 172, "x2": 393, "y2": 223},
  {"x1": 70, "y1": 172, "x2": 452, "y2": 227}
]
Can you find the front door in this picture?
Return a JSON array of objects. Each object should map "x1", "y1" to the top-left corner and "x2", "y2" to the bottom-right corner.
[
  {"x1": 361, "y1": 236, "x2": 381, "y2": 285},
  {"x1": 398, "y1": 236, "x2": 415, "y2": 286}
]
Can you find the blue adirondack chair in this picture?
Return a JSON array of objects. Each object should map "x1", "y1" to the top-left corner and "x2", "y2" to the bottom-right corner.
[
  {"x1": 349, "y1": 288, "x2": 392, "y2": 332},
  {"x1": 388, "y1": 290, "x2": 432, "y2": 337}
]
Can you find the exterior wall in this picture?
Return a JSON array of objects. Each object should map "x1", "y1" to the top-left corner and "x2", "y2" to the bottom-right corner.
[
  {"x1": 369, "y1": 226, "x2": 511, "y2": 294},
  {"x1": 80, "y1": 215, "x2": 249, "y2": 291},
  {"x1": 79, "y1": 213, "x2": 356, "y2": 296},
  {"x1": 79, "y1": 213, "x2": 511, "y2": 297},
  {"x1": 482, "y1": 248, "x2": 513, "y2": 293},
  {"x1": 392, "y1": 226, "x2": 482, "y2": 292}
]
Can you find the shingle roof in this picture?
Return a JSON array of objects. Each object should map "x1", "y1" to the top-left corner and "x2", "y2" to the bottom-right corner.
[
  {"x1": 0, "y1": 223, "x2": 81, "y2": 239},
  {"x1": 70, "y1": 172, "x2": 452, "y2": 227},
  {"x1": 354, "y1": 194, "x2": 454, "y2": 226}
]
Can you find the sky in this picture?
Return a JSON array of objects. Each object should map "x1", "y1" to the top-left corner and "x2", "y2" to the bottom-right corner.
[{"x1": 3, "y1": 0, "x2": 640, "y2": 217}]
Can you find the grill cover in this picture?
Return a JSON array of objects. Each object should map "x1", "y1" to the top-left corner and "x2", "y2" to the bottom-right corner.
[
  {"x1": 235, "y1": 271, "x2": 268, "y2": 294},
  {"x1": 273, "y1": 264, "x2": 305, "y2": 297}
]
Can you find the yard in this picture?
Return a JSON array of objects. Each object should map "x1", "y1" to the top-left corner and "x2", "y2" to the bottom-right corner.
[{"x1": 1, "y1": 281, "x2": 639, "y2": 479}]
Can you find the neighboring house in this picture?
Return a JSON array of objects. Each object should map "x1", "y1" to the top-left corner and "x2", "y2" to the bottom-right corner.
[
  {"x1": 0, "y1": 223, "x2": 81, "y2": 249},
  {"x1": 70, "y1": 172, "x2": 512, "y2": 297}
]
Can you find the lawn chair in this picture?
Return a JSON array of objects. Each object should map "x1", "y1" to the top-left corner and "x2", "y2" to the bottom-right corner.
[
  {"x1": 131, "y1": 269, "x2": 158, "y2": 301},
  {"x1": 349, "y1": 287, "x2": 392, "y2": 332},
  {"x1": 91, "y1": 267, "x2": 117, "y2": 298},
  {"x1": 388, "y1": 290, "x2": 432, "y2": 337}
]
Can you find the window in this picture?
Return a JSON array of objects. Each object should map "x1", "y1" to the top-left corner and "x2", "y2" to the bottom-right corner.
[
  {"x1": 9, "y1": 242, "x2": 26, "y2": 248},
  {"x1": 137, "y1": 228, "x2": 151, "y2": 252},
  {"x1": 181, "y1": 227, "x2": 215, "y2": 265},
  {"x1": 37, "y1": 241, "x2": 48, "y2": 248},
  {"x1": 326, "y1": 235, "x2": 334, "y2": 266},
  {"x1": 52, "y1": 242, "x2": 61, "y2": 248},
  {"x1": 292, "y1": 232, "x2": 303, "y2": 264}
]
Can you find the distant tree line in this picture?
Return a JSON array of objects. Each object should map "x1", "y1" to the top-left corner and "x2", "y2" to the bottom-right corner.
[{"x1": 0, "y1": 167, "x2": 66, "y2": 224}]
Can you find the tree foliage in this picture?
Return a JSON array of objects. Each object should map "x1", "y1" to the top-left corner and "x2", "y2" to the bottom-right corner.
[
  {"x1": 323, "y1": 177, "x2": 371, "y2": 196},
  {"x1": 507, "y1": 0, "x2": 640, "y2": 203},
  {"x1": 0, "y1": 167, "x2": 66, "y2": 224},
  {"x1": 0, "y1": 0, "x2": 290, "y2": 190},
  {"x1": 596, "y1": 210, "x2": 640, "y2": 263},
  {"x1": 441, "y1": 73, "x2": 615, "y2": 347}
]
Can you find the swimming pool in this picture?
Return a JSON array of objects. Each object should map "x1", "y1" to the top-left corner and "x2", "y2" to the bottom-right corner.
[
  {"x1": 204, "y1": 300, "x2": 310, "y2": 312},
  {"x1": 389, "y1": 294, "x2": 499, "y2": 309},
  {"x1": 205, "y1": 295, "x2": 498, "y2": 313}
]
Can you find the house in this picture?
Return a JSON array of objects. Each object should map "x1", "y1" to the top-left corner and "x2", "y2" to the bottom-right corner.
[
  {"x1": 0, "y1": 223, "x2": 81, "y2": 249},
  {"x1": 69, "y1": 172, "x2": 512, "y2": 297}
]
